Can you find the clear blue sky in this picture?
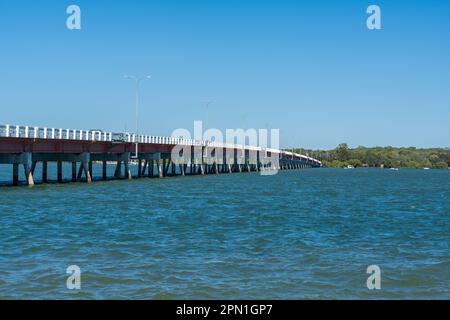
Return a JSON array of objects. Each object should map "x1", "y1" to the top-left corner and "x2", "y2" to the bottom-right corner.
[{"x1": 1, "y1": 0, "x2": 449, "y2": 149}]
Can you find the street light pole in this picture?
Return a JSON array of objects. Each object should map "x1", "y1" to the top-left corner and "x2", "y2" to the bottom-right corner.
[
  {"x1": 125, "y1": 75, "x2": 151, "y2": 157},
  {"x1": 203, "y1": 100, "x2": 214, "y2": 164},
  {"x1": 292, "y1": 137, "x2": 295, "y2": 160}
]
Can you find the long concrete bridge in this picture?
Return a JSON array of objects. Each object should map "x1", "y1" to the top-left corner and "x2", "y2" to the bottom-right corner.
[{"x1": 0, "y1": 124, "x2": 322, "y2": 186}]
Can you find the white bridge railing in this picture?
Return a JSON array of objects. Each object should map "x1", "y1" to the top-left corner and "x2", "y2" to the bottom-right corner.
[
  {"x1": 0, "y1": 124, "x2": 110, "y2": 142},
  {"x1": 0, "y1": 124, "x2": 321, "y2": 165}
]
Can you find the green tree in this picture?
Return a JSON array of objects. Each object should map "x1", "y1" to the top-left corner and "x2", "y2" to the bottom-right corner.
[
  {"x1": 335, "y1": 143, "x2": 350, "y2": 161},
  {"x1": 348, "y1": 159, "x2": 363, "y2": 167},
  {"x1": 432, "y1": 161, "x2": 448, "y2": 169}
]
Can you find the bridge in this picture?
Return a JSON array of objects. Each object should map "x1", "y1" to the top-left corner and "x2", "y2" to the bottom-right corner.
[{"x1": 0, "y1": 124, "x2": 322, "y2": 186}]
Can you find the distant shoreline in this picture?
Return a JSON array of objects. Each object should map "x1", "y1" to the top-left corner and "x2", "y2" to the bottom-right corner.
[{"x1": 288, "y1": 145, "x2": 450, "y2": 170}]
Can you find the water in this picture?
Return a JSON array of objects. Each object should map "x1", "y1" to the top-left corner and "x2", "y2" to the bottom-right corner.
[{"x1": 0, "y1": 167, "x2": 449, "y2": 299}]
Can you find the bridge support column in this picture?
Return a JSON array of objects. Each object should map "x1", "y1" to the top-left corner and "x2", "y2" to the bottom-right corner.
[
  {"x1": 111, "y1": 153, "x2": 131, "y2": 180},
  {"x1": 152, "y1": 160, "x2": 157, "y2": 177},
  {"x1": 76, "y1": 153, "x2": 92, "y2": 183},
  {"x1": 148, "y1": 160, "x2": 154, "y2": 177},
  {"x1": 102, "y1": 161, "x2": 107, "y2": 180},
  {"x1": 72, "y1": 162, "x2": 77, "y2": 182},
  {"x1": 114, "y1": 161, "x2": 122, "y2": 178},
  {"x1": 141, "y1": 160, "x2": 147, "y2": 177},
  {"x1": 89, "y1": 161, "x2": 93, "y2": 179},
  {"x1": 157, "y1": 160, "x2": 163, "y2": 178},
  {"x1": 42, "y1": 161, "x2": 48, "y2": 183},
  {"x1": 23, "y1": 153, "x2": 34, "y2": 186},
  {"x1": 171, "y1": 162, "x2": 176, "y2": 176},
  {"x1": 124, "y1": 154, "x2": 132, "y2": 180},
  {"x1": 12, "y1": 164, "x2": 19, "y2": 186},
  {"x1": 149, "y1": 160, "x2": 153, "y2": 177},
  {"x1": 212, "y1": 163, "x2": 218, "y2": 174},
  {"x1": 57, "y1": 161, "x2": 62, "y2": 182},
  {"x1": 30, "y1": 161, "x2": 37, "y2": 175},
  {"x1": 136, "y1": 153, "x2": 156, "y2": 178},
  {"x1": 124, "y1": 162, "x2": 131, "y2": 180},
  {"x1": 179, "y1": 164, "x2": 185, "y2": 176},
  {"x1": 138, "y1": 160, "x2": 142, "y2": 178},
  {"x1": 164, "y1": 159, "x2": 170, "y2": 176},
  {"x1": 154, "y1": 153, "x2": 163, "y2": 178},
  {"x1": 2, "y1": 152, "x2": 35, "y2": 186}
]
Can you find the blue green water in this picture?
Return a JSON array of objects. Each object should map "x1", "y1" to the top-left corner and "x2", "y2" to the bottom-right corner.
[{"x1": 0, "y1": 167, "x2": 449, "y2": 299}]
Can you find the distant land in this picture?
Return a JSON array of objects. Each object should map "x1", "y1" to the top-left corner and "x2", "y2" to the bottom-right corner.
[{"x1": 291, "y1": 144, "x2": 450, "y2": 169}]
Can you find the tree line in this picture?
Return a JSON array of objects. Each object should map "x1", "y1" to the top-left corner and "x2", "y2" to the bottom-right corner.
[{"x1": 291, "y1": 144, "x2": 450, "y2": 169}]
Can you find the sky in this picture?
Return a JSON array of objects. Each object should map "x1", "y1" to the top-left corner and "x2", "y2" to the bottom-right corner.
[{"x1": 0, "y1": 0, "x2": 449, "y2": 149}]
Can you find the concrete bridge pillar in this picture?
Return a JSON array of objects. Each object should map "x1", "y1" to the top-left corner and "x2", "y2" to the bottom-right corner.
[
  {"x1": 124, "y1": 161, "x2": 132, "y2": 180},
  {"x1": 154, "y1": 153, "x2": 163, "y2": 178},
  {"x1": 148, "y1": 160, "x2": 153, "y2": 177},
  {"x1": 42, "y1": 161, "x2": 48, "y2": 183},
  {"x1": 72, "y1": 162, "x2": 77, "y2": 182},
  {"x1": 138, "y1": 160, "x2": 142, "y2": 178},
  {"x1": 12, "y1": 163, "x2": 19, "y2": 185},
  {"x1": 157, "y1": 160, "x2": 163, "y2": 178},
  {"x1": 114, "y1": 161, "x2": 122, "y2": 178},
  {"x1": 171, "y1": 162, "x2": 176, "y2": 176},
  {"x1": 5, "y1": 152, "x2": 35, "y2": 186},
  {"x1": 57, "y1": 161, "x2": 63, "y2": 182},
  {"x1": 76, "y1": 152, "x2": 92, "y2": 183},
  {"x1": 102, "y1": 161, "x2": 107, "y2": 180},
  {"x1": 23, "y1": 152, "x2": 34, "y2": 186},
  {"x1": 200, "y1": 164, "x2": 205, "y2": 175},
  {"x1": 141, "y1": 160, "x2": 147, "y2": 177},
  {"x1": 179, "y1": 164, "x2": 185, "y2": 176},
  {"x1": 112, "y1": 152, "x2": 131, "y2": 180}
]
